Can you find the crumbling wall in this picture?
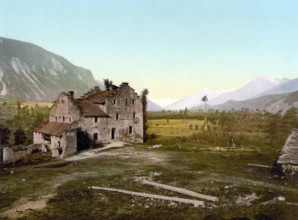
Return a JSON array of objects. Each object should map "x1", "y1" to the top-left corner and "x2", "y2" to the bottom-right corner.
[
  {"x1": 63, "y1": 130, "x2": 77, "y2": 156},
  {"x1": 79, "y1": 117, "x2": 110, "y2": 143},
  {"x1": 49, "y1": 92, "x2": 80, "y2": 123},
  {"x1": 2, "y1": 147, "x2": 27, "y2": 164},
  {"x1": 105, "y1": 83, "x2": 143, "y2": 143}
]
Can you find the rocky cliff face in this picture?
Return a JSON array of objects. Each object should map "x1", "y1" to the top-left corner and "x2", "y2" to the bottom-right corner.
[{"x1": 0, "y1": 37, "x2": 100, "y2": 101}]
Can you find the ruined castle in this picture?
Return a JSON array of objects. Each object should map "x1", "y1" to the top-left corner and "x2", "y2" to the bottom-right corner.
[{"x1": 33, "y1": 83, "x2": 143, "y2": 157}]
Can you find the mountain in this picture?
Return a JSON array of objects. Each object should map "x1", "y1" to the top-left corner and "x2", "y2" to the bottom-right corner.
[
  {"x1": 148, "y1": 99, "x2": 163, "y2": 111},
  {"x1": 165, "y1": 88, "x2": 234, "y2": 110},
  {"x1": 0, "y1": 37, "x2": 100, "y2": 101},
  {"x1": 258, "y1": 78, "x2": 298, "y2": 96},
  {"x1": 209, "y1": 93, "x2": 288, "y2": 111},
  {"x1": 204, "y1": 76, "x2": 289, "y2": 106},
  {"x1": 266, "y1": 90, "x2": 298, "y2": 115}
]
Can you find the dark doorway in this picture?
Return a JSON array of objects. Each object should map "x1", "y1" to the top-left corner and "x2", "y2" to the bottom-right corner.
[
  {"x1": 77, "y1": 128, "x2": 92, "y2": 151},
  {"x1": 111, "y1": 128, "x2": 115, "y2": 140}
]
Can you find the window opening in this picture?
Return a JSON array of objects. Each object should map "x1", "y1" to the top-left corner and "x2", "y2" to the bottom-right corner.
[{"x1": 93, "y1": 133, "x2": 98, "y2": 140}]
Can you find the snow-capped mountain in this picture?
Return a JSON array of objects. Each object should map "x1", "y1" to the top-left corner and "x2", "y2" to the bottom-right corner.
[
  {"x1": 258, "y1": 77, "x2": 298, "y2": 97},
  {"x1": 151, "y1": 98, "x2": 178, "y2": 108},
  {"x1": 148, "y1": 99, "x2": 163, "y2": 111},
  {"x1": 0, "y1": 37, "x2": 100, "y2": 101},
  {"x1": 205, "y1": 76, "x2": 289, "y2": 106},
  {"x1": 165, "y1": 88, "x2": 235, "y2": 110}
]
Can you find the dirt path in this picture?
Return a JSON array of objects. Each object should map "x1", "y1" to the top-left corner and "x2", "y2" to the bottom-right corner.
[
  {"x1": 0, "y1": 144, "x2": 167, "y2": 219},
  {"x1": 65, "y1": 141, "x2": 127, "y2": 161},
  {"x1": 0, "y1": 172, "x2": 97, "y2": 219}
]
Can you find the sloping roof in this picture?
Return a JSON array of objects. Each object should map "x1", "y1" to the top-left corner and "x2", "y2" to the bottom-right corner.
[
  {"x1": 83, "y1": 90, "x2": 114, "y2": 103},
  {"x1": 34, "y1": 122, "x2": 72, "y2": 136},
  {"x1": 277, "y1": 128, "x2": 298, "y2": 165},
  {"x1": 74, "y1": 88, "x2": 114, "y2": 117},
  {"x1": 76, "y1": 99, "x2": 109, "y2": 117}
]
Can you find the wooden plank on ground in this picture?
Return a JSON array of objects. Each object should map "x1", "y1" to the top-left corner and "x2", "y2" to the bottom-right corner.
[
  {"x1": 247, "y1": 164, "x2": 271, "y2": 168},
  {"x1": 141, "y1": 179, "x2": 219, "y2": 202},
  {"x1": 90, "y1": 186, "x2": 205, "y2": 207}
]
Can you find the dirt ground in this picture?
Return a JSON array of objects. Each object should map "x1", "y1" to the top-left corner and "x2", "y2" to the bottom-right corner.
[{"x1": 1, "y1": 144, "x2": 298, "y2": 219}]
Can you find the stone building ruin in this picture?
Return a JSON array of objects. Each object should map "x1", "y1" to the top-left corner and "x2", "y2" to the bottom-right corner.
[{"x1": 33, "y1": 83, "x2": 143, "y2": 157}]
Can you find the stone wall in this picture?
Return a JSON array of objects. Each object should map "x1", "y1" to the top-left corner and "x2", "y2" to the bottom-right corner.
[
  {"x1": 49, "y1": 92, "x2": 80, "y2": 123},
  {"x1": 1, "y1": 146, "x2": 27, "y2": 164},
  {"x1": 78, "y1": 84, "x2": 143, "y2": 144},
  {"x1": 79, "y1": 117, "x2": 110, "y2": 143},
  {"x1": 105, "y1": 83, "x2": 143, "y2": 143},
  {"x1": 64, "y1": 130, "x2": 77, "y2": 156}
]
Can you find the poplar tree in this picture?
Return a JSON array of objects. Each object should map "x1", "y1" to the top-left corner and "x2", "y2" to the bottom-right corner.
[{"x1": 141, "y1": 88, "x2": 149, "y2": 142}]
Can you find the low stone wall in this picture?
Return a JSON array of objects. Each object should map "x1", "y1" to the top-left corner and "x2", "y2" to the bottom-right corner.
[
  {"x1": 0, "y1": 144, "x2": 43, "y2": 165},
  {"x1": 1, "y1": 146, "x2": 27, "y2": 164}
]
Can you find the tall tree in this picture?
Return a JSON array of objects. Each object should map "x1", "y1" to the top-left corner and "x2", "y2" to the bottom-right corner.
[
  {"x1": 184, "y1": 107, "x2": 188, "y2": 120},
  {"x1": 14, "y1": 128, "x2": 27, "y2": 145},
  {"x1": 141, "y1": 88, "x2": 149, "y2": 142},
  {"x1": 103, "y1": 79, "x2": 113, "y2": 90},
  {"x1": 201, "y1": 95, "x2": 208, "y2": 130},
  {"x1": 0, "y1": 126, "x2": 10, "y2": 145}
]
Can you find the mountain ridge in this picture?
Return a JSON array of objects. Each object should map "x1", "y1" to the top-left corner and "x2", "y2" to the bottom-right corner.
[{"x1": 0, "y1": 37, "x2": 100, "y2": 101}]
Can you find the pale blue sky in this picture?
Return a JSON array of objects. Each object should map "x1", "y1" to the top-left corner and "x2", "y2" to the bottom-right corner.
[{"x1": 1, "y1": 0, "x2": 298, "y2": 99}]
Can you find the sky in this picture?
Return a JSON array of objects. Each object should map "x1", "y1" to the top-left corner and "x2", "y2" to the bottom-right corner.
[{"x1": 1, "y1": 0, "x2": 298, "y2": 103}]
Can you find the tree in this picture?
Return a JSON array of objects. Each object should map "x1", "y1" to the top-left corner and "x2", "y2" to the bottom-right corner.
[
  {"x1": 184, "y1": 107, "x2": 188, "y2": 120},
  {"x1": 0, "y1": 126, "x2": 10, "y2": 145},
  {"x1": 141, "y1": 88, "x2": 149, "y2": 142},
  {"x1": 201, "y1": 95, "x2": 208, "y2": 130},
  {"x1": 14, "y1": 128, "x2": 27, "y2": 145},
  {"x1": 103, "y1": 79, "x2": 113, "y2": 90},
  {"x1": 16, "y1": 101, "x2": 21, "y2": 113}
]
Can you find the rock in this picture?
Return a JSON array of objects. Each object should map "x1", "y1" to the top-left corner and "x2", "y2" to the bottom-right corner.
[
  {"x1": 22, "y1": 179, "x2": 26, "y2": 182},
  {"x1": 278, "y1": 196, "x2": 285, "y2": 201},
  {"x1": 152, "y1": 145, "x2": 162, "y2": 149},
  {"x1": 10, "y1": 171, "x2": 14, "y2": 174}
]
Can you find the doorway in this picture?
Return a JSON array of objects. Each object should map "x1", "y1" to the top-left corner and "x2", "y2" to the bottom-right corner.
[{"x1": 111, "y1": 128, "x2": 115, "y2": 140}]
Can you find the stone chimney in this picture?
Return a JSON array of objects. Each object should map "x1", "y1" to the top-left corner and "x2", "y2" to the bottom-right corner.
[
  {"x1": 120, "y1": 82, "x2": 129, "y2": 87},
  {"x1": 68, "y1": 91, "x2": 74, "y2": 99},
  {"x1": 94, "y1": 86, "x2": 100, "y2": 92}
]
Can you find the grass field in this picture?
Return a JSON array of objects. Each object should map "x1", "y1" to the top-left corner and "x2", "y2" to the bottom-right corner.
[
  {"x1": 148, "y1": 119, "x2": 204, "y2": 137},
  {"x1": 20, "y1": 101, "x2": 53, "y2": 108}
]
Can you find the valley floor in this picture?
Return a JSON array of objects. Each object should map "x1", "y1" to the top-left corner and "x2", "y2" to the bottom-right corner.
[{"x1": 0, "y1": 144, "x2": 298, "y2": 220}]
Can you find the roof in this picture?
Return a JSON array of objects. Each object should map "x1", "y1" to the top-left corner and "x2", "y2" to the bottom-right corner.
[
  {"x1": 34, "y1": 122, "x2": 72, "y2": 136},
  {"x1": 76, "y1": 99, "x2": 109, "y2": 117},
  {"x1": 82, "y1": 90, "x2": 114, "y2": 104},
  {"x1": 277, "y1": 128, "x2": 298, "y2": 165}
]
